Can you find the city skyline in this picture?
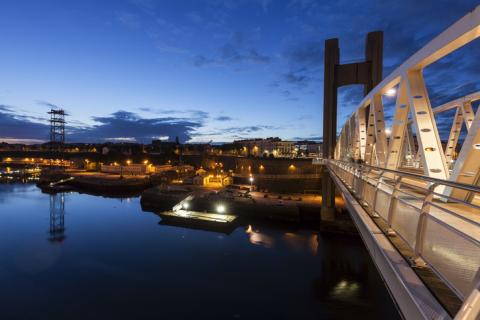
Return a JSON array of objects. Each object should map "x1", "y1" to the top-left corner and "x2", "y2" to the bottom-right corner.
[{"x1": 0, "y1": 0, "x2": 479, "y2": 144}]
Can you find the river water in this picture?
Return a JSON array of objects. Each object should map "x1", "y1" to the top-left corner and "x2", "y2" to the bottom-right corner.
[{"x1": 0, "y1": 182, "x2": 400, "y2": 319}]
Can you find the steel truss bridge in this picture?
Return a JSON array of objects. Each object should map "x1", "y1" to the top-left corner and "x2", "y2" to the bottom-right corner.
[{"x1": 327, "y1": 6, "x2": 480, "y2": 320}]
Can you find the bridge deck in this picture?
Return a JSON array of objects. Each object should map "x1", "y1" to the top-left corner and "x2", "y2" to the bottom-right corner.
[
  {"x1": 327, "y1": 160, "x2": 480, "y2": 319},
  {"x1": 328, "y1": 166, "x2": 451, "y2": 319}
]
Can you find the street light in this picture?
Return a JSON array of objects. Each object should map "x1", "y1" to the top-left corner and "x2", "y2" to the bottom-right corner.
[
  {"x1": 385, "y1": 88, "x2": 396, "y2": 96},
  {"x1": 249, "y1": 176, "x2": 254, "y2": 190},
  {"x1": 216, "y1": 204, "x2": 226, "y2": 214}
]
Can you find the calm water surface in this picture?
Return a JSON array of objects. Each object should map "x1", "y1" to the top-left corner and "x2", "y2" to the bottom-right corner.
[{"x1": 0, "y1": 183, "x2": 400, "y2": 319}]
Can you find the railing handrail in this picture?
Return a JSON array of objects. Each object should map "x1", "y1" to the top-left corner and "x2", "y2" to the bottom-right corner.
[
  {"x1": 232, "y1": 173, "x2": 322, "y2": 179},
  {"x1": 329, "y1": 159, "x2": 480, "y2": 195},
  {"x1": 328, "y1": 159, "x2": 480, "y2": 304}
]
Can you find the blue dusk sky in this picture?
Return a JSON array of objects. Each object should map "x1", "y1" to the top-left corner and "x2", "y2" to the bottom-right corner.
[{"x1": 0, "y1": 0, "x2": 479, "y2": 144}]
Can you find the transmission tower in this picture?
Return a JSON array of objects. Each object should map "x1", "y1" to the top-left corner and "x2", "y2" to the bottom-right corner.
[
  {"x1": 48, "y1": 193, "x2": 66, "y2": 242},
  {"x1": 48, "y1": 109, "x2": 66, "y2": 145}
]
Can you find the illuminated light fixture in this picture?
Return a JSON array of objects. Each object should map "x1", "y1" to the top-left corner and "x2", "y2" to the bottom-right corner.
[
  {"x1": 249, "y1": 176, "x2": 254, "y2": 183},
  {"x1": 182, "y1": 202, "x2": 189, "y2": 209},
  {"x1": 216, "y1": 204, "x2": 226, "y2": 213},
  {"x1": 385, "y1": 88, "x2": 396, "y2": 96},
  {"x1": 143, "y1": 160, "x2": 149, "y2": 165},
  {"x1": 385, "y1": 128, "x2": 391, "y2": 135}
]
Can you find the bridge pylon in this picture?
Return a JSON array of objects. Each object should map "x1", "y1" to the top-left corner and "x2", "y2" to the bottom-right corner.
[{"x1": 322, "y1": 31, "x2": 383, "y2": 221}]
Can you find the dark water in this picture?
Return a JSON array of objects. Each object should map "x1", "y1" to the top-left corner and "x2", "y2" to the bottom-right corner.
[{"x1": 0, "y1": 183, "x2": 400, "y2": 320}]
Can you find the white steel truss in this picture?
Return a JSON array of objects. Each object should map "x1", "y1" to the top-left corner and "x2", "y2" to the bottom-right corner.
[
  {"x1": 335, "y1": 5, "x2": 480, "y2": 185},
  {"x1": 332, "y1": 6, "x2": 480, "y2": 320}
]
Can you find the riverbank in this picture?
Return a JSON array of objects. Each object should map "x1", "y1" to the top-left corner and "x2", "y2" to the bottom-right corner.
[
  {"x1": 38, "y1": 169, "x2": 152, "y2": 194},
  {"x1": 140, "y1": 185, "x2": 357, "y2": 234}
]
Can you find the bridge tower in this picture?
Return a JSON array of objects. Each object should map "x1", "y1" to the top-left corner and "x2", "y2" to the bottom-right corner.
[{"x1": 321, "y1": 31, "x2": 383, "y2": 220}]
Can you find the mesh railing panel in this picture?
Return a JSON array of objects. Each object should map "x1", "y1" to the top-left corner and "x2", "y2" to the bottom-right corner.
[
  {"x1": 375, "y1": 190, "x2": 391, "y2": 221},
  {"x1": 353, "y1": 175, "x2": 364, "y2": 195},
  {"x1": 421, "y1": 216, "x2": 480, "y2": 299},
  {"x1": 363, "y1": 183, "x2": 376, "y2": 208},
  {"x1": 329, "y1": 160, "x2": 480, "y2": 303},
  {"x1": 390, "y1": 199, "x2": 420, "y2": 249}
]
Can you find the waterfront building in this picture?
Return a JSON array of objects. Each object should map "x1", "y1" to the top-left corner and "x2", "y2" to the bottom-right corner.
[
  {"x1": 100, "y1": 163, "x2": 148, "y2": 175},
  {"x1": 233, "y1": 137, "x2": 296, "y2": 158}
]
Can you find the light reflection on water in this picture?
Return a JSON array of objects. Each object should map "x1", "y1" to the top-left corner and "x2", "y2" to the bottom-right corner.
[
  {"x1": 245, "y1": 224, "x2": 275, "y2": 248},
  {"x1": 0, "y1": 183, "x2": 400, "y2": 320}
]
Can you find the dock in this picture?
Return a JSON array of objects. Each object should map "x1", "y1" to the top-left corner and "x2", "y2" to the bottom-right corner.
[
  {"x1": 160, "y1": 209, "x2": 237, "y2": 223},
  {"x1": 159, "y1": 209, "x2": 238, "y2": 234}
]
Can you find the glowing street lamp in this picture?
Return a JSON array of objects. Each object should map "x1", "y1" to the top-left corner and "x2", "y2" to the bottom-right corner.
[
  {"x1": 126, "y1": 160, "x2": 131, "y2": 165},
  {"x1": 385, "y1": 88, "x2": 396, "y2": 96},
  {"x1": 216, "y1": 204, "x2": 226, "y2": 214}
]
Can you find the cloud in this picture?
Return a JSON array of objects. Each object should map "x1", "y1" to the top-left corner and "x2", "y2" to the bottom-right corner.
[
  {"x1": 217, "y1": 125, "x2": 277, "y2": 134},
  {"x1": 185, "y1": 11, "x2": 203, "y2": 24},
  {"x1": 0, "y1": 105, "x2": 12, "y2": 112},
  {"x1": 193, "y1": 31, "x2": 271, "y2": 68},
  {"x1": 115, "y1": 12, "x2": 141, "y2": 29},
  {"x1": 270, "y1": 41, "x2": 324, "y2": 98},
  {"x1": 136, "y1": 107, "x2": 210, "y2": 120},
  {"x1": 36, "y1": 100, "x2": 61, "y2": 109},
  {"x1": 207, "y1": 0, "x2": 273, "y2": 11},
  {"x1": 193, "y1": 55, "x2": 216, "y2": 67},
  {"x1": 273, "y1": 0, "x2": 479, "y2": 114},
  {"x1": 69, "y1": 110, "x2": 202, "y2": 143},
  {"x1": 0, "y1": 105, "x2": 50, "y2": 141},
  {"x1": 283, "y1": 71, "x2": 311, "y2": 88},
  {"x1": 214, "y1": 116, "x2": 233, "y2": 121},
  {"x1": 129, "y1": 0, "x2": 156, "y2": 13},
  {"x1": 0, "y1": 107, "x2": 204, "y2": 144},
  {"x1": 285, "y1": 41, "x2": 323, "y2": 67},
  {"x1": 292, "y1": 135, "x2": 322, "y2": 141},
  {"x1": 190, "y1": 123, "x2": 284, "y2": 143},
  {"x1": 116, "y1": 5, "x2": 191, "y2": 56}
]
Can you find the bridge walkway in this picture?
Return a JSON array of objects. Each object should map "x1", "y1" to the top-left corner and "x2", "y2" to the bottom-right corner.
[{"x1": 327, "y1": 160, "x2": 480, "y2": 319}]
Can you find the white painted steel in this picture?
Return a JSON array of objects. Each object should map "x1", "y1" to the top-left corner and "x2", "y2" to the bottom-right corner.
[
  {"x1": 332, "y1": 7, "x2": 480, "y2": 318},
  {"x1": 329, "y1": 163, "x2": 451, "y2": 319},
  {"x1": 329, "y1": 160, "x2": 480, "y2": 319},
  {"x1": 335, "y1": 5, "x2": 480, "y2": 183}
]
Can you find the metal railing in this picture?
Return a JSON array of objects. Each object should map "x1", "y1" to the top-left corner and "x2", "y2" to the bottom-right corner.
[
  {"x1": 232, "y1": 173, "x2": 322, "y2": 179},
  {"x1": 328, "y1": 159, "x2": 480, "y2": 317}
]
